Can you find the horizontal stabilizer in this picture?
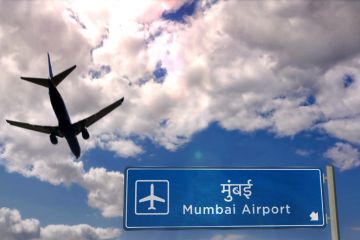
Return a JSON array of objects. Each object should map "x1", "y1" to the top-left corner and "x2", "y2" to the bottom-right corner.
[
  {"x1": 6, "y1": 119, "x2": 60, "y2": 136},
  {"x1": 20, "y1": 77, "x2": 49, "y2": 87},
  {"x1": 72, "y1": 97, "x2": 124, "y2": 135},
  {"x1": 52, "y1": 65, "x2": 76, "y2": 86},
  {"x1": 20, "y1": 65, "x2": 76, "y2": 87}
]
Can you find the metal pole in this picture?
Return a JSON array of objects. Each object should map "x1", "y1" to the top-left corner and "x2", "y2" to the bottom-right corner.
[{"x1": 326, "y1": 165, "x2": 340, "y2": 240}]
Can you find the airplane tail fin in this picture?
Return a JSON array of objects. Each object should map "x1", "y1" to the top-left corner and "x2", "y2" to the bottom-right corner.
[
  {"x1": 20, "y1": 53, "x2": 76, "y2": 88},
  {"x1": 48, "y1": 52, "x2": 53, "y2": 79}
]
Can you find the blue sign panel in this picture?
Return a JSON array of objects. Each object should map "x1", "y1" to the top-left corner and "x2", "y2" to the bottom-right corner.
[{"x1": 124, "y1": 168, "x2": 325, "y2": 229}]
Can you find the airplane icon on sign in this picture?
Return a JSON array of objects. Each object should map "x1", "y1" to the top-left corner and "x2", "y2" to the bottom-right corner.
[{"x1": 139, "y1": 184, "x2": 165, "y2": 210}]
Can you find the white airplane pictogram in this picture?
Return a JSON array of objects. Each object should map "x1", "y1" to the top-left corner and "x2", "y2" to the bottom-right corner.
[{"x1": 139, "y1": 184, "x2": 165, "y2": 210}]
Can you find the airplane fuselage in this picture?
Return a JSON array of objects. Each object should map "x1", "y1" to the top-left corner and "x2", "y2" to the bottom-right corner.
[
  {"x1": 48, "y1": 81, "x2": 80, "y2": 158},
  {"x1": 148, "y1": 184, "x2": 156, "y2": 210},
  {"x1": 149, "y1": 200, "x2": 155, "y2": 210}
]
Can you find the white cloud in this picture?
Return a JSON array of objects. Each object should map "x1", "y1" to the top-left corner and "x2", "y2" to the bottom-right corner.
[
  {"x1": 96, "y1": 134, "x2": 144, "y2": 158},
  {"x1": 39, "y1": 224, "x2": 120, "y2": 240},
  {"x1": 324, "y1": 142, "x2": 360, "y2": 171},
  {"x1": 80, "y1": 168, "x2": 124, "y2": 218},
  {"x1": 321, "y1": 118, "x2": 360, "y2": 144},
  {"x1": 0, "y1": 208, "x2": 40, "y2": 240},
  {"x1": 0, "y1": 207, "x2": 120, "y2": 240},
  {"x1": 3, "y1": 1, "x2": 360, "y2": 154},
  {"x1": 2, "y1": 0, "x2": 360, "y2": 226},
  {"x1": 0, "y1": 134, "x2": 123, "y2": 217}
]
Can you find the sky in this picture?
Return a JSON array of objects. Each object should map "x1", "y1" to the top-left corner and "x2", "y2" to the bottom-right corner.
[{"x1": 0, "y1": 0, "x2": 360, "y2": 239}]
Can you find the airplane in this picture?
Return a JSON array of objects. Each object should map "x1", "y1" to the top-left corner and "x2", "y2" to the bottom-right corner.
[
  {"x1": 139, "y1": 184, "x2": 165, "y2": 210},
  {"x1": 6, "y1": 53, "x2": 124, "y2": 158}
]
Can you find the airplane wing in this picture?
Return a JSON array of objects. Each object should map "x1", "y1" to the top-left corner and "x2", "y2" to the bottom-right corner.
[
  {"x1": 72, "y1": 97, "x2": 124, "y2": 135},
  {"x1": 139, "y1": 196, "x2": 152, "y2": 203},
  {"x1": 6, "y1": 120, "x2": 61, "y2": 136},
  {"x1": 152, "y1": 196, "x2": 165, "y2": 202},
  {"x1": 20, "y1": 65, "x2": 76, "y2": 87}
]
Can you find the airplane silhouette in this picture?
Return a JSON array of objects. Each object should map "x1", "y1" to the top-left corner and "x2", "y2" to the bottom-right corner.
[
  {"x1": 139, "y1": 184, "x2": 165, "y2": 210},
  {"x1": 6, "y1": 53, "x2": 124, "y2": 158}
]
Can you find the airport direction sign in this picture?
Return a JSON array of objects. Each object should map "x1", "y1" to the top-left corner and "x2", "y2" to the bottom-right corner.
[{"x1": 124, "y1": 168, "x2": 325, "y2": 230}]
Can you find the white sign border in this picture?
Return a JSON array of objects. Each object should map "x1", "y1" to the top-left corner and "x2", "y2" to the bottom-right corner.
[{"x1": 124, "y1": 168, "x2": 325, "y2": 230}]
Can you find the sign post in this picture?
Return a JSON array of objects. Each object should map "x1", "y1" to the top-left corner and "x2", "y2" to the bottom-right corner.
[
  {"x1": 326, "y1": 165, "x2": 340, "y2": 240},
  {"x1": 124, "y1": 168, "x2": 325, "y2": 230}
]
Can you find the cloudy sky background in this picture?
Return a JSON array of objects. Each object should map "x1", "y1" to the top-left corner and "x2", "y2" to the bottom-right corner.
[{"x1": 0, "y1": 0, "x2": 360, "y2": 239}]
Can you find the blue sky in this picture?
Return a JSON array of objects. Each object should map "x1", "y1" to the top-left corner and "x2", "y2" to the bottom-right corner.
[
  {"x1": 1, "y1": 0, "x2": 360, "y2": 239},
  {"x1": 2, "y1": 124, "x2": 360, "y2": 239}
]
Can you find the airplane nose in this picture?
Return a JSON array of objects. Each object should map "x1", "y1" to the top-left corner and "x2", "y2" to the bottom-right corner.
[
  {"x1": 70, "y1": 145, "x2": 81, "y2": 159},
  {"x1": 67, "y1": 137, "x2": 81, "y2": 159},
  {"x1": 74, "y1": 150, "x2": 80, "y2": 159},
  {"x1": 73, "y1": 145, "x2": 81, "y2": 159}
]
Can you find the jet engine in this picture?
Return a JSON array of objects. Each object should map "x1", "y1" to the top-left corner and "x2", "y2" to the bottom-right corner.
[
  {"x1": 50, "y1": 134, "x2": 58, "y2": 144},
  {"x1": 81, "y1": 128, "x2": 90, "y2": 140}
]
